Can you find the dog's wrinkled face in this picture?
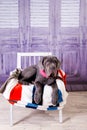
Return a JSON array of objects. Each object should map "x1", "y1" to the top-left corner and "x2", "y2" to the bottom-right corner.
[{"x1": 42, "y1": 56, "x2": 61, "y2": 77}]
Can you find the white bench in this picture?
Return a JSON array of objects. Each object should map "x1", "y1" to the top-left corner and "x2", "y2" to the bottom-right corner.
[{"x1": 9, "y1": 52, "x2": 64, "y2": 126}]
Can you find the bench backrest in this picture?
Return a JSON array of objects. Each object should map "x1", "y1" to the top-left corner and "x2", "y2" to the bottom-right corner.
[{"x1": 17, "y1": 52, "x2": 52, "y2": 68}]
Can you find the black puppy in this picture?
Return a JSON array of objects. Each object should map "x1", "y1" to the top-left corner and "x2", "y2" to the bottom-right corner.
[{"x1": 18, "y1": 56, "x2": 61, "y2": 105}]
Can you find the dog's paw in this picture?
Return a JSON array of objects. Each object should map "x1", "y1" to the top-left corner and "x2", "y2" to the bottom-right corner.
[
  {"x1": 34, "y1": 82, "x2": 43, "y2": 104},
  {"x1": 34, "y1": 90, "x2": 42, "y2": 104},
  {"x1": 52, "y1": 92, "x2": 58, "y2": 106}
]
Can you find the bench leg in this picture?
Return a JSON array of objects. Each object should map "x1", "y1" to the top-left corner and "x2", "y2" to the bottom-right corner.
[
  {"x1": 10, "y1": 104, "x2": 13, "y2": 126},
  {"x1": 9, "y1": 104, "x2": 63, "y2": 125},
  {"x1": 59, "y1": 109, "x2": 63, "y2": 123}
]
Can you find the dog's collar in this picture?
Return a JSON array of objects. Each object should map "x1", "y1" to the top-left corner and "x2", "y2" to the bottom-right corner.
[{"x1": 40, "y1": 69, "x2": 48, "y2": 78}]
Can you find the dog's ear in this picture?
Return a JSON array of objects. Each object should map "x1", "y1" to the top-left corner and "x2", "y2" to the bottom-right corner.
[
  {"x1": 42, "y1": 56, "x2": 48, "y2": 66},
  {"x1": 57, "y1": 59, "x2": 61, "y2": 69},
  {"x1": 53, "y1": 56, "x2": 61, "y2": 69},
  {"x1": 38, "y1": 56, "x2": 47, "y2": 70}
]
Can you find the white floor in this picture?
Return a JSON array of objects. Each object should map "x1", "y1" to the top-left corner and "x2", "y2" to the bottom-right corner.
[{"x1": 0, "y1": 91, "x2": 87, "y2": 130}]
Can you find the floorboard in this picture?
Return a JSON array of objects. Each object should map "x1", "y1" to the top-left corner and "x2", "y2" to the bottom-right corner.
[{"x1": 0, "y1": 91, "x2": 87, "y2": 130}]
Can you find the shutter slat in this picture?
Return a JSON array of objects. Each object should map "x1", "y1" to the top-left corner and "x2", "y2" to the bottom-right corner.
[
  {"x1": 61, "y1": 0, "x2": 80, "y2": 27},
  {"x1": 30, "y1": 0, "x2": 49, "y2": 27},
  {"x1": 0, "y1": 0, "x2": 18, "y2": 28}
]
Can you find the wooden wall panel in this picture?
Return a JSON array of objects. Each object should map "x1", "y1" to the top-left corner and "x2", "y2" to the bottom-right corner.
[
  {"x1": 0, "y1": 0, "x2": 87, "y2": 87},
  {"x1": 62, "y1": 47, "x2": 80, "y2": 76},
  {"x1": 0, "y1": 52, "x2": 17, "y2": 75}
]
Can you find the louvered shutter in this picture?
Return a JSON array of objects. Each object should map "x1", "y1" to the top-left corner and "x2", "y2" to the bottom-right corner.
[
  {"x1": 30, "y1": 0, "x2": 49, "y2": 27},
  {"x1": 0, "y1": 0, "x2": 18, "y2": 28},
  {"x1": 61, "y1": 0, "x2": 80, "y2": 27}
]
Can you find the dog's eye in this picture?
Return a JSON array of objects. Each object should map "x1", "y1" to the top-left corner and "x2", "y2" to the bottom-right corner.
[{"x1": 46, "y1": 62, "x2": 50, "y2": 66}]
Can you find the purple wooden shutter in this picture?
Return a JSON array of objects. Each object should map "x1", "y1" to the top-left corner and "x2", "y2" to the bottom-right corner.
[
  {"x1": 30, "y1": 0, "x2": 49, "y2": 27},
  {"x1": 61, "y1": 0, "x2": 80, "y2": 27},
  {"x1": 0, "y1": 0, "x2": 18, "y2": 28}
]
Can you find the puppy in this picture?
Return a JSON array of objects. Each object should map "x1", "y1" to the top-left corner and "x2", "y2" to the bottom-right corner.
[{"x1": 18, "y1": 56, "x2": 61, "y2": 105}]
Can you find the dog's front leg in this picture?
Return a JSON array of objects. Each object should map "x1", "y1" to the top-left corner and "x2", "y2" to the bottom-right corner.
[
  {"x1": 34, "y1": 81, "x2": 43, "y2": 104},
  {"x1": 51, "y1": 83, "x2": 58, "y2": 106}
]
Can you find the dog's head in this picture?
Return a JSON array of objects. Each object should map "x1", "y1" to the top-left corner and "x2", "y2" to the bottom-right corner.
[{"x1": 39, "y1": 56, "x2": 61, "y2": 77}]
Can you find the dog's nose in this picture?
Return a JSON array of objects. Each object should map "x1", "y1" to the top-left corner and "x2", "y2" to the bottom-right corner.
[
  {"x1": 50, "y1": 66, "x2": 55, "y2": 70},
  {"x1": 49, "y1": 73, "x2": 55, "y2": 77},
  {"x1": 51, "y1": 73, "x2": 55, "y2": 77}
]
